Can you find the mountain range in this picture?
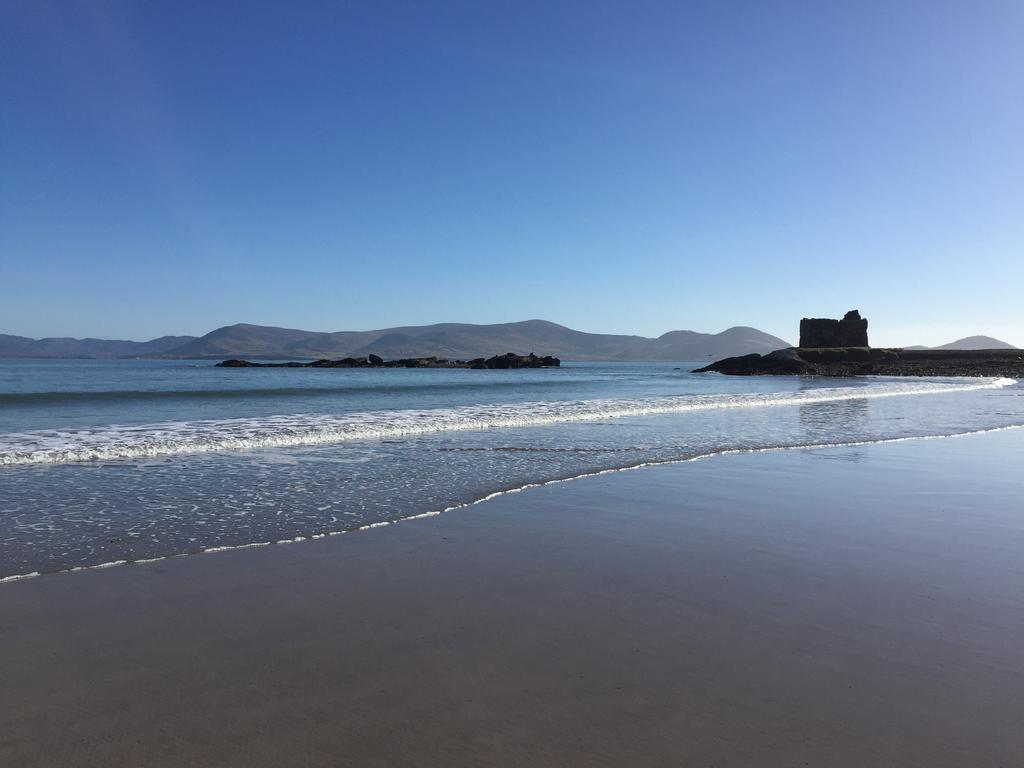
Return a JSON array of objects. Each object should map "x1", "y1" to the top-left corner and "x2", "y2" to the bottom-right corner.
[
  {"x1": 2, "y1": 323, "x2": 1016, "y2": 361},
  {"x1": 0, "y1": 320, "x2": 791, "y2": 362},
  {"x1": 0, "y1": 334, "x2": 196, "y2": 359}
]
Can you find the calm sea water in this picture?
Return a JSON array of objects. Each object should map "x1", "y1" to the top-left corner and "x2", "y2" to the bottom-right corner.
[{"x1": 1, "y1": 358, "x2": 1021, "y2": 579}]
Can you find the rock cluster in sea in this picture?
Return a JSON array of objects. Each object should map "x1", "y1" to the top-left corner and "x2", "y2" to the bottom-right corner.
[
  {"x1": 217, "y1": 352, "x2": 560, "y2": 369},
  {"x1": 694, "y1": 347, "x2": 1024, "y2": 377}
]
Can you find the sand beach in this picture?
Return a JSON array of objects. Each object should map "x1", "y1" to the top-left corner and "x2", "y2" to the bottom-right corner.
[{"x1": 2, "y1": 429, "x2": 1023, "y2": 766}]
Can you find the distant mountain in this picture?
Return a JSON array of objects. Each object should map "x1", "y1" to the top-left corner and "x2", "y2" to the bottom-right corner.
[
  {"x1": 0, "y1": 334, "x2": 197, "y2": 359},
  {"x1": 163, "y1": 320, "x2": 791, "y2": 361},
  {"x1": 905, "y1": 336, "x2": 1017, "y2": 351},
  {"x1": 0, "y1": 320, "x2": 791, "y2": 361}
]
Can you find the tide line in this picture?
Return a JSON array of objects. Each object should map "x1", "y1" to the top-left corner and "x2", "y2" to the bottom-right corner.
[{"x1": 2, "y1": 422, "x2": 1021, "y2": 587}]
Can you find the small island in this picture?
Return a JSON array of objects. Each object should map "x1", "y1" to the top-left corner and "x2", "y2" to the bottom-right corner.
[
  {"x1": 217, "y1": 352, "x2": 560, "y2": 370},
  {"x1": 695, "y1": 310, "x2": 1024, "y2": 377}
]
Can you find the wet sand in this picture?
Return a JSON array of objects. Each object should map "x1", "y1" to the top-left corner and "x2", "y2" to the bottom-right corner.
[{"x1": 2, "y1": 430, "x2": 1024, "y2": 767}]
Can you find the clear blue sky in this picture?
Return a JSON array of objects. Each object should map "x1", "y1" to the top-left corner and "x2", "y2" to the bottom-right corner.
[{"x1": 2, "y1": 1, "x2": 1021, "y2": 347}]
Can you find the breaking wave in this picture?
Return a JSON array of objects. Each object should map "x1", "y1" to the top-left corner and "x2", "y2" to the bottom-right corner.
[{"x1": 0, "y1": 377, "x2": 1014, "y2": 466}]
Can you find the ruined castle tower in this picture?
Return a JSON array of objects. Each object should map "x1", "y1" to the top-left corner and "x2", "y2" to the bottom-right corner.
[{"x1": 799, "y1": 310, "x2": 869, "y2": 348}]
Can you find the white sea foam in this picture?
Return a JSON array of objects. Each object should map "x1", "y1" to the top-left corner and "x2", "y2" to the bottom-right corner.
[
  {"x1": 0, "y1": 571, "x2": 40, "y2": 583},
  {"x1": 0, "y1": 378, "x2": 1014, "y2": 466}
]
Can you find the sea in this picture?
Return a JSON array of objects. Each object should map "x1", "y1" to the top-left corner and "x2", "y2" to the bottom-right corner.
[{"x1": 1, "y1": 358, "x2": 1022, "y2": 581}]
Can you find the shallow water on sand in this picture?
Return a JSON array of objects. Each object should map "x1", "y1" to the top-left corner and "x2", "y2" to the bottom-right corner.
[{"x1": 1, "y1": 359, "x2": 1021, "y2": 577}]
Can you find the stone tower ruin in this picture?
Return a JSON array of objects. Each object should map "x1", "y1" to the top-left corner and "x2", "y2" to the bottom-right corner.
[{"x1": 799, "y1": 310, "x2": 869, "y2": 348}]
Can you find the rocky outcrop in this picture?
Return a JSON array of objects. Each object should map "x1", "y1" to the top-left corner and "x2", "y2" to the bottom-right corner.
[
  {"x1": 697, "y1": 308, "x2": 1022, "y2": 377},
  {"x1": 694, "y1": 347, "x2": 1024, "y2": 377},
  {"x1": 216, "y1": 353, "x2": 560, "y2": 369},
  {"x1": 799, "y1": 310, "x2": 869, "y2": 348},
  {"x1": 474, "y1": 352, "x2": 561, "y2": 369}
]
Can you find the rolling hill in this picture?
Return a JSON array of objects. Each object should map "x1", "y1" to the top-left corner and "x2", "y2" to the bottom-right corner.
[
  {"x1": 905, "y1": 336, "x2": 1017, "y2": 351},
  {"x1": 159, "y1": 320, "x2": 790, "y2": 361},
  {"x1": 0, "y1": 334, "x2": 197, "y2": 359},
  {"x1": 0, "y1": 320, "x2": 791, "y2": 362}
]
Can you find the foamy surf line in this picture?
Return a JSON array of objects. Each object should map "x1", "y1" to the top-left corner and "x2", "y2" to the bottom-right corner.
[
  {"x1": 2, "y1": 422, "x2": 1021, "y2": 585},
  {"x1": 0, "y1": 378, "x2": 1015, "y2": 466}
]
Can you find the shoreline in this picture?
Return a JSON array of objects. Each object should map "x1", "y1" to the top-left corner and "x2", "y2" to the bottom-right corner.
[
  {"x1": 3, "y1": 428, "x2": 1024, "y2": 766},
  {"x1": 4, "y1": 422, "x2": 1022, "y2": 584}
]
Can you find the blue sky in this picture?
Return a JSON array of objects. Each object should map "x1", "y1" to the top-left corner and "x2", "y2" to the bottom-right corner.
[{"x1": 2, "y1": 1, "x2": 1021, "y2": 347}]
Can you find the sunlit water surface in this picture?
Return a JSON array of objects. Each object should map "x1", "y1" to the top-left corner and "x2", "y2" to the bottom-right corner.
[{"x1": 1, "y1": 359, "x2": 1021, "y2": 578}]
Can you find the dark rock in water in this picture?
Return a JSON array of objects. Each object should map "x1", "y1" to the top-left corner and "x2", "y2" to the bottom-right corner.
[
  {"x1": 483, "y1": 352, "x2": 560, "y2": 369},
  {"x1": 760, "y1": 348, "x2": 811, "y2": 374},
  {"x1": 216, "y1": 353, "x2": 560, "y2": 370},
  {"x1": 699, "y1": 353, "x2": 767, "y2": 375},
  {"x1": 799, "y1": 310, "x2": 869, "y2": 348},
  {"x1": 695, "y1": 347, "x2": 1024, "y2": 377},
  {"x1": 383, "y1": 356, "x2": 443, "y2": 368},
  {"x1": 308, "y1": 357, "x2": 369, "y2": 368}
]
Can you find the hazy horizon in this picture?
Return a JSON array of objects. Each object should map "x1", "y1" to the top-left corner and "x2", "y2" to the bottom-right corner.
[
  {"x1": 2, "y1": 1, "x2": 1022, "y2": 348},
  {"x1": 4, "y1": 316, "x2": 1021, "y2": 351}
]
